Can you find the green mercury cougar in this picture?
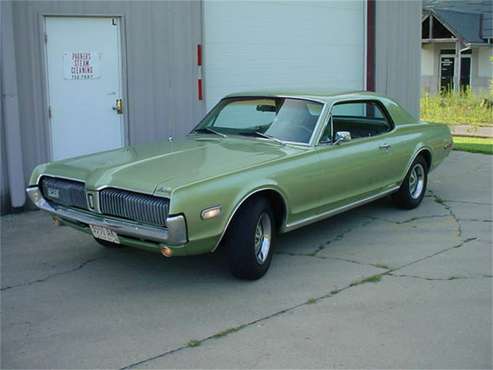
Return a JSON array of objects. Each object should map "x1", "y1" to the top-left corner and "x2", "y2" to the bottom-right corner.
[{"x1": 27, "y1": 91, "x2": 452, "y2": 279}]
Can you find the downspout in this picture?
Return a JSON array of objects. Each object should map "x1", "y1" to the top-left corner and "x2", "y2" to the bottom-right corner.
[
  {"x1": 366, "y1": 0, "x2": 376, "y2": 91},
  {"x1": 454, "y1": 40, "x2": 460, "y2": 92},
  {"x1": 1, "y1": 1, "x2": 26, "y2": 208}
]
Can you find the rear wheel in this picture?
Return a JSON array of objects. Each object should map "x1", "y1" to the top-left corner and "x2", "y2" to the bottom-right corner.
[
  {"x1": 392, "y1": 155, "x2": 428, "y2": 209},
  {"x1": 225, "y1": 197, "x2": 276, "y2": 280}
]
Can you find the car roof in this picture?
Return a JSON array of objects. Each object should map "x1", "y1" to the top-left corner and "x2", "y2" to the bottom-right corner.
[
  {"x1": 224, "y1": 89, "x2": 418, "y2": 125},
  {"x1": 225, "y1": 90, "x2": 386, "y2": 104}
]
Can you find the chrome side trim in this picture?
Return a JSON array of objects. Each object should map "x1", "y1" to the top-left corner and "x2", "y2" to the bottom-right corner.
[
  {"x1": 283, "y1": 186, "x2": 400, "y2": 232},
  {"x1": 210, "y1": 187, "x2": 289, "y2": 253},
  {"x1": 26, "y1": 187, "x2": 187, "y2": 246}
]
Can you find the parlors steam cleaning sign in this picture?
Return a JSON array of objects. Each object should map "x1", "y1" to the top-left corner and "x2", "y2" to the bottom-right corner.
[{"x1": 63, "y1": 52, "x2": 101, "y2": 80}]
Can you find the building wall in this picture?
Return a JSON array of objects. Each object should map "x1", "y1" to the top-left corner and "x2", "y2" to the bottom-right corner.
[
  {"x1": 375, "y1": 0, "x2": 422, "y2": 118},
  {"x1": 420, "y1": 42, "x2": 493, "y2": 95},
  {"x1": 477, "y1": 47, "x2": 493, "y2": 92},
  {"x1": 0, "y1": 76, "x2": 10, "y2": 214},
  {"x1": 421, "y1": 43, "x2": 435, "y2": 93},
  {"x1": 2, "y1": 0, "x2": 203, "y2": 211},
  {"x1": 202, "y1": 0, "x2": 366, "y2": 110},
  {"x1": 422, "y1": 44, "x2": 435, "y2": 75}
]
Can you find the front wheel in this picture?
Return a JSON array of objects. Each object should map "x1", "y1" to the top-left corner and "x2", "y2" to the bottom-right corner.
[
  {"x1": 392, "y1": 156, "x2": 428, "y2": 209},
  {"x1": 225, "y1": 197, "x2": 276, "y2": 280}
]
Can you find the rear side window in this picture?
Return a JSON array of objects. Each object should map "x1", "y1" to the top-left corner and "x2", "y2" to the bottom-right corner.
[{"x1": 330, "y1": 101, "x2": 392, "y2": 140}]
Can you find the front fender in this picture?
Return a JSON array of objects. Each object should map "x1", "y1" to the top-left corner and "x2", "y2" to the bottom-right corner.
[{"x1": 170, "y1": 173, "x2": 287, "y2": 254}]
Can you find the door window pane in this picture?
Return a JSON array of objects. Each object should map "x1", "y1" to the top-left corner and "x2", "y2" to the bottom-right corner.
[{"x1": 331, "y1": 101, "x2": 391, "y2": 139}]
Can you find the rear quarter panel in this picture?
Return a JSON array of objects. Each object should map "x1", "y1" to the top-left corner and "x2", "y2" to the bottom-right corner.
[
  {"x1": 380, "y1": 96, "x2": 452, "y2": 181},
  {"x1": 391, "y1": 121, "x2": 451, "y2": 182}
]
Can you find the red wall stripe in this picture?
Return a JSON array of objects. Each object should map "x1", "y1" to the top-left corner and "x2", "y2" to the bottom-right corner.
[
  {"x1": 197, "y1": 44, "x2": 203, "y2": 100},
  {"x1": 198, "y1": 79, "x2": 203, "y2": 101},
  {"x1": 197, "y1": 44, "x2": 202, "y2": 66}
]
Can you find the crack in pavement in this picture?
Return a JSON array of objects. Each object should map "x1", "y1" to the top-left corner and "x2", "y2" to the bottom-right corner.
[
  {"x1": 275, "y1": 251, "x2": 391, "y2": 270},
  {"x1": 388, "y1": 272, "x2": 493, "y2": 281},
  {"x1": 0, "y1": 257, "x2": 102, "y2": 292},
  {"x1": 429, "y1": 190, "x2": 463, "y2": 238},
  {"x1": 457, "y1": 218, "x2": 492, "y2": 223},
  {"x1": 366, "y1": 214, "x2": 451, "y2": 225},
  {"x1": 386, "y1": 237, "x2": 478, "y2": 273},
  {"x1": 308, "y1": 218, "x2": 376, "y2": 257},
  {"x1": 439, "y1": 199, "x2": 493, "y2": 206},
  {"x1": 120, "y1": 196, "x2": 481, "y2": 369}
]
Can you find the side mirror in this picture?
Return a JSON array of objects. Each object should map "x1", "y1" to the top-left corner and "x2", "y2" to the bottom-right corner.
[{"x1": 334, "y1": 131, "x2": 351, "y2": 145}]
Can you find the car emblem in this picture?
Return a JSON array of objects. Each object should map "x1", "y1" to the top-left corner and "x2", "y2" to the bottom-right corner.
[{"x1": 47, "y1": 187, "x2": 60, "y2": 199}]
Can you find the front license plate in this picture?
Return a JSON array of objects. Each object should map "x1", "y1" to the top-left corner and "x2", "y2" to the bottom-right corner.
[{"x1": 90, "y1": 225, "x2": 120, "y2": 244}]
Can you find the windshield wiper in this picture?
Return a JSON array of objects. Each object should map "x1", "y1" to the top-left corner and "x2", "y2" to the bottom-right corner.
[
  {"x1": 193, "y1": 127, "x2": 227, "y2": 138},
  {"x1": 236, "y1": 131, "x2": 284, "y2": 145},
  {"x1": 253, "y1": 131, "x2": 285, "y2": 146}
]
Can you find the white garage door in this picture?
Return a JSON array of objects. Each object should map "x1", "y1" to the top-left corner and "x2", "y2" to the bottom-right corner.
[{"x1": 203, "y1": 1, "x2": 366, "y2": 109}]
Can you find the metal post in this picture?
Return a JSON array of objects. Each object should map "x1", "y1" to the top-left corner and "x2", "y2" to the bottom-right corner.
[{"x1": 454, "y1": 40, "x2": 461, "y2": 92}]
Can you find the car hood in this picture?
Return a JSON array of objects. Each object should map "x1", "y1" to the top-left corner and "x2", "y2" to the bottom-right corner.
[{"x1": 33, "y1": 136, "x2": 302, "y2": 195}]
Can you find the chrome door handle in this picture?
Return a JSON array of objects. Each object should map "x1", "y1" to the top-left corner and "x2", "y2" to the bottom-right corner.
[{"x1": 379, "y1": 143, "x2": 391, "y2": 150}]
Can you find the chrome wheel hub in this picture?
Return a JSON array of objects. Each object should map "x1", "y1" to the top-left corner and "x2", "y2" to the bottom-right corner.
[
  {"x1": 409, "y1": 163, "x2": 425, "y2": 199},
  {"x1": 254, "y1": 212, "x2": 272, "y2": 264}
]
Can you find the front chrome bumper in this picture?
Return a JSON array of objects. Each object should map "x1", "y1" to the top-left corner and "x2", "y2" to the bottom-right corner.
[{"x1": 26, "y1": 187, "x2": 187, "y2": 246}]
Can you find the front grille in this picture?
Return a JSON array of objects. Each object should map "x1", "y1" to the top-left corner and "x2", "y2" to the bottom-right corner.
[
  {"x1": 99, "y1": 188, "x2": 170, "y2": 226},
  {"x1": 40, "y1": 177, "x2": 87, "y2": 209}
]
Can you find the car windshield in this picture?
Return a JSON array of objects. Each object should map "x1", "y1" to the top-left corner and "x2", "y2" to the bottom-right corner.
[{"x1": 192, "y1": 97, "x2": 324, "y2": 144}]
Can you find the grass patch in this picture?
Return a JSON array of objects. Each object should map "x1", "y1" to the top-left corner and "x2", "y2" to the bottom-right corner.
[
  {"x1": 211, "y1": 326, "x2": 244, "y2": 339},
  {"x1": 453, "y1": 136, "x2": 493, "y2": 155},
  {"x1": 306, "y1": 297, "x2": 317, "y2": 304},
  {"x1": 421, "y1": 90, "x2": 493, "y2": 126},
  {"x1": 362, "y1": 274, "x2": 383, "y2": 283},
  {"x1": 447, "y1": 276, "x2": 464, "y2": 281},
  {"x1": 350, "y1": 274, "x2": 383, "y2": 287},
  {"x1": 187, "y1": 339, "x2": 201, "y2": 348}
]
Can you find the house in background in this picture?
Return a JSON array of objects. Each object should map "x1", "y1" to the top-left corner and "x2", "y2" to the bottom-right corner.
[{"x1": 421, "y1": 0, "x2": 493, "y2": 94}]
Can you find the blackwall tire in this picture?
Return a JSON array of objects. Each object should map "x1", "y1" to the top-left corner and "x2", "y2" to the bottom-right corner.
[
  {"x1": 225, "y1": 197, "x2": 276, "y2": 280},
  {"x1": 392, "y1": 156, "x2": 428, "y2": 209}
]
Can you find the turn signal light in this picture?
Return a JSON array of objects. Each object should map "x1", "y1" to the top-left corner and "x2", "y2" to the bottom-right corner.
[
  {"x1": 160, "y1": 247, "x2": 173, "y2": 257},
  {"x1": 201, "y1": 206, "x2": 221, "y2": 220}
]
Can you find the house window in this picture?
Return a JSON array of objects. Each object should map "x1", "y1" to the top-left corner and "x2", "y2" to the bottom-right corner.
[{"x1": 432, "y1": 17, "x2": 454, "y2": 38}]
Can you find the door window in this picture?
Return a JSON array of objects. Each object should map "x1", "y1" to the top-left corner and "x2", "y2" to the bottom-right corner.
[
  {"x1": 460, "y1": 57, "x2": 471, "y2": 89},
  {"x1": 440, "y1": 56, "x2": 454, "y2": 91},
  {"x1": 324, "y1": 101, "x2": 392, "y2": 141}
]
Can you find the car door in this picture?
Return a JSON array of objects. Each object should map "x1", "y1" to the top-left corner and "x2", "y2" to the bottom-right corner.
[{"x1": 314, "y1": 100, "x2": 396, "y2": 211}]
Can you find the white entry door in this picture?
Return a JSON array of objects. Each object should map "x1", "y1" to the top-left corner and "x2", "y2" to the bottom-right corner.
[{"x1": 45, "y1": 17, "x2": 124, "y2": 160}]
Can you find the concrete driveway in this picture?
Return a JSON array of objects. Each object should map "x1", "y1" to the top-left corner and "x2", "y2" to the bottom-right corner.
[{"x1": 1, "y1": 151, "x2": 492, "y2": 369}]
